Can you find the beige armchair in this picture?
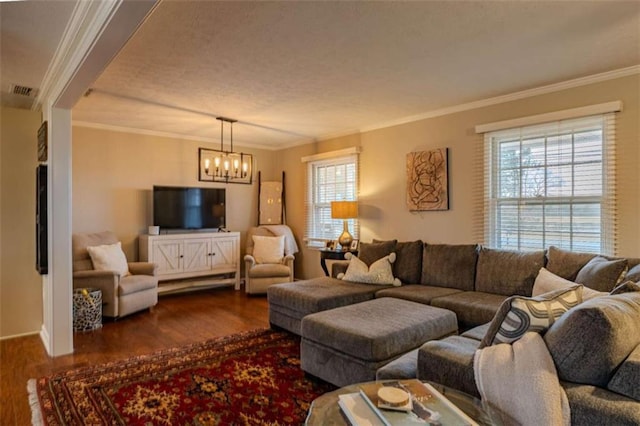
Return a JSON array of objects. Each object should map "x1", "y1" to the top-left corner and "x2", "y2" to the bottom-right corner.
[
  {"x1": 244, "y1": 227, "x2": 295, "y2": 294},
  {"x1": 72, "y1": 231, "x2": 158, "y2": 318}
]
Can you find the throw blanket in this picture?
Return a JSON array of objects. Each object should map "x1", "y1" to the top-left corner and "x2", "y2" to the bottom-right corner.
[
  {"x1": 260, "y1": 225, "x2": 299, "y2": 255},
  {"x1": 474, "y1": 332, "x2": 570, "y2": 426}
]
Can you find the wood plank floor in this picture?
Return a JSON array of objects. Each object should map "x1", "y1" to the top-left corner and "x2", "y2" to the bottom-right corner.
[{"x1": 0, "y1": 287, "x2": 270, "y2": 425}]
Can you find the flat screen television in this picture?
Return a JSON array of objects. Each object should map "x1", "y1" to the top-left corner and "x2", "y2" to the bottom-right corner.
[{"x1": 153, "y1": 186, "x2": 226, "y2": 230}]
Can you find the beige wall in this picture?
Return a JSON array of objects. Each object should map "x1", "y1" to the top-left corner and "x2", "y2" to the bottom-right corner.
[
  {"x1": 277, "y1": 75, "x2": 640, "y2": 279},
  {"x1": 0, "y1": 107, "x2": 43, "y2": 338},
  {"x1": 72, "y1": 126, "x2": 280, "y2": 260}
]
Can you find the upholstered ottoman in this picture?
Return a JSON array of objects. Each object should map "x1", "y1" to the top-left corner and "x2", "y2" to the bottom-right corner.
[
  {"x1": 267, "y1": 277, "x2": 384, "y2": 335},
  {"x1": 300, "y1": 297, "x2": 458, "y2": 386}
]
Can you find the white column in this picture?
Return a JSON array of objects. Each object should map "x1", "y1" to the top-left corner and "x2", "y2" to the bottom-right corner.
[{"x1": 40, "y1": 105, "x2": 73, "y2": 356}]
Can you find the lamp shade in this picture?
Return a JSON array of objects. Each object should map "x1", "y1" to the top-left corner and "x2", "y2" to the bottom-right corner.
[{"x1": 331, "y1": 201, "x2": 358, "y2": 219}]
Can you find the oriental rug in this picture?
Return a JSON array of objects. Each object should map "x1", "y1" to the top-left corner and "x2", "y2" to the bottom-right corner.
[{"x1": 28, "y1": 329, "x2": 335, "y2": 425}]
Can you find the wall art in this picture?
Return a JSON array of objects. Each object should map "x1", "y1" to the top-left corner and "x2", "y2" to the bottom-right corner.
[{"x1": 406, "y1": 148, "x2": 449, "y2": 211}]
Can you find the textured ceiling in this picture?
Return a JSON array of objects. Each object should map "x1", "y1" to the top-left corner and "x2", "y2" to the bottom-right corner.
[
  {"x1": 4, "y1": 1, "x2": 639, "y2": 149},
  {"x1": 0, "y1": 0, "x2": 76, "y2": 109}
]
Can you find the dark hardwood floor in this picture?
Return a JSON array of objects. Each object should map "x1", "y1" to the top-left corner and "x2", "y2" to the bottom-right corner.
[{"x1": 0, "y1": 286, "x2": 270, "y2": 425}]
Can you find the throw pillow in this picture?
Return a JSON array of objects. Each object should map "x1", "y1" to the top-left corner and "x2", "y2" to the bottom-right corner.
[
  {"x1": 610, "y1": 280, "x2": 640, "y2": 295},
  {"x1": 575, "y1": 256, "x2": 628, "y2": 292},
  {"x1": 479, "y1": 286, "x2": 583, "y2": 348},
  {"x1": 337, "y1": 252, "x2": 401, "y2": 286},
  {"x1": 252, "y1": 235, "x2": 285, "y2": 264},
  {"x1": 625, "y1": 262, "x2": 640, "y2": 283},
  {"x1": 358, "y1": 240, "x2": 397, "y2": 267},
  {"x1": 545, "y1": 246, "x2": 596, "y2": 281},
  {"x1": 374, "y1": 239, "x2": 423, "y2": 284},
  {"x1": 86, "y1": 241, "x2": 130, "y2": 277},
  {"x1": 533, "y1": 267, "x2": 606, "y2": 301}
]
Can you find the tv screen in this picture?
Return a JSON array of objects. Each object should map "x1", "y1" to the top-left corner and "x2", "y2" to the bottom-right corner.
[{"x1": 153, "y1": 186, "x2": 226, "y2": 230}]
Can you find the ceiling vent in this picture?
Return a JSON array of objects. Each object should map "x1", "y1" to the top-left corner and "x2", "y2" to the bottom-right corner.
[{"x1": 9, "y1": 84, "x2": 37, "y2": 97}]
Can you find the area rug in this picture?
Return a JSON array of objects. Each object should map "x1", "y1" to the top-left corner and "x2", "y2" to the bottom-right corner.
[{"x1": 28, "y1": 329, "x2": 335, "y2": 425}]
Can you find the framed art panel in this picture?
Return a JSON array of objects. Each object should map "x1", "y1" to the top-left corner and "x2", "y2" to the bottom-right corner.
[{"x1": 406, "y1": 148, "x2": 449, "y2": 211}]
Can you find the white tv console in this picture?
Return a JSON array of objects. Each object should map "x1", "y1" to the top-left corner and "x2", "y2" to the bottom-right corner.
[{"x1": 139, "y1": 231, "x2": 240, "y2": 294}]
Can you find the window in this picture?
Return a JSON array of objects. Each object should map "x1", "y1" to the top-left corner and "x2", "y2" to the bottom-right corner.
[
  {"x1": 303, "y1": 148, "x2": 359, "y2": 248},
  {"x1": 483, "y1": 113, "x2": 616, "y2": 254}
]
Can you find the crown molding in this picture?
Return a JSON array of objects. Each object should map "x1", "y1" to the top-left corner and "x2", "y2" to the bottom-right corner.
[
  {"x1": 72, "y1": 120, "x2": 281, "y2": 151},
  {"x1": 358, "y1": 65, "x2": 640, "y2": 134}
]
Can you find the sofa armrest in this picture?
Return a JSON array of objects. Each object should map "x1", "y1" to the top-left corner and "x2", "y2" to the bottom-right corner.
[
  {"x1": 283, "y1": 254, "x2": 295, "y2": 266},
  {"x1": 128, "y1": 262, "x2": 158, "y2": 276}
]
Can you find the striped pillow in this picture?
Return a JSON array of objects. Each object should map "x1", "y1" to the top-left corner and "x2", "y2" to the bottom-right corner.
[{"x1": 479, "y1": 286, "x2": 583, "y2": 348}]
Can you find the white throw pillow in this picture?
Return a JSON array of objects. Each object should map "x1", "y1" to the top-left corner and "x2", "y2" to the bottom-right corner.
[
  {"x1": 337, "y1": 252, "x2": 401, "y2": 286},
  {"x1": 533, "y1": 267, "x2": 606, "y2": 301},
  {"x1": 86, "y1": 241, "x2": 130, "y2": 277},
  {"x1": 252, "y1": 235, "x2": 285, "y2": 264}
]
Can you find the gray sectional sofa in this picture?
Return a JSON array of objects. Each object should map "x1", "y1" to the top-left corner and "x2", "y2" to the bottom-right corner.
[{"x1": 266, "y1": 241, "x2": 640, "y2": 425}]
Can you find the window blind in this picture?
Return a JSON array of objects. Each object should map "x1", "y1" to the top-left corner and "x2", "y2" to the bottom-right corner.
[
  {"x1": 479, "y1": 113, "x2": 617, "y2": 255},
  {"x1": 303, "y1": 151, "x2": 359, "y2": 248}
]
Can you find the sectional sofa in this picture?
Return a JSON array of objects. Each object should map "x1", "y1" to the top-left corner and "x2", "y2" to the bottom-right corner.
[{"x1": 266, "y1": 240, "x2": 640, "y2": 425}]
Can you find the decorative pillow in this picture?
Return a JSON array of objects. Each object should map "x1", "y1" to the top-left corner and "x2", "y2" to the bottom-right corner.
[
  {"x1": 86, "y1": 241, "x2": 130, "y2": 277},
  {"x1": 625, "y1": 262, "x2": 640, "y2": 283},
  {"x1": 337, "y1": 252, "x2": 401, "y2": 286},
  {"x1": 545, "y1": 246, "x2": 596, "y2": 281},
  {"x1": 575, "y1": 256, "x2": 628, "y2": 292},
  {"x1": 479, "y1": 286, "x2": 583, "y2": 348},
  {"x1": 358, "y1": 240, "x2": 397, "y2": 267},
  {"x1": 610, "y1": 280, "x2": 640, "y2": 295},
  {"x1": 533, "y1": 267, "x2": 606, "y2": 301},
  {"x1": 252, "y1": 235, "x2": 285, "y2": 264},
  {"x1": 607, "y1": 344, "x2": 640, "y2": 401}
]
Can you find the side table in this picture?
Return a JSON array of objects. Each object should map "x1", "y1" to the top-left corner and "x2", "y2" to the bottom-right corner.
[{"x1": 319, "y1": 249, "x2": 358, "y2": 276}]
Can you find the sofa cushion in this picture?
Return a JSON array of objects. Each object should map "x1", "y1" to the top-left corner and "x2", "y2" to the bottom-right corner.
[
  {"x1": 417, "y1": 336, "x2": 480, "y2": 397},
  {"x1": 358, "y1": 240, "x2": 397, "y2": 266},
  {"x1": 546, "y1": 246, "x2": 596, "y2": 281},
  {"x1": 247, "y1": 263, "x2": 291, "y2": 278},
  {"x1": 375, "y1": 285, "x2": 462, "y2": 304},
  {"x1": 544, "y1": 292, "x2": 640, "y2": 387},
  {"x1": 533, "y1": 267, "x2": 606, "y2": 301},
  {"x1": 479, "y1": 286, "x2": 583, "y2": 348},
  {"x1": 391, "y1": 240, "x2": 423, "y2": 284},
  {"x1": 421, "y1": 244, "x2": 478, "y2": 291},
  {"x1": 460, "y1": 322, "x2": 491, "y2": 341},
  {"x1": 431, "y1": 291, "x2": 508, "y2": 328},
  {"x1": 563, "y1": 382, "x2": 640, "y2": 425},
  {"x1": 575, "y1": 256, "x2": 628, "y2": 292},
  {"x1": 610, "y1": 280, "x2": 640, "y2": 295},
  {"x1": 475, "y1": 248, "x2": 545, "y2": 296},
  {"x1": 118, "y1": 274, "x2": 157, "y2": 295},
  {"x1": 607, "y1": 344, "x2": 640, "y2": 401}
]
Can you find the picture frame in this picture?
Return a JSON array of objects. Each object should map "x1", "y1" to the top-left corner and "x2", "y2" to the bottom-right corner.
[
  {"x1": 349, "y1": 239, "x2": 359, "y2": 251},
  {"x1": 325, "y1": 240, "x2": 335, "y2": 250}
]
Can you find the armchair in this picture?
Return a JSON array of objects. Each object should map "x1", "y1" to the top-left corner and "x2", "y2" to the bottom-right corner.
[
  {"x1": 244, "y1": 226, "x2": 295, "y2": 294},
  {"x1": 72, "y1": 231, "x2": 158, "y2": 318}
]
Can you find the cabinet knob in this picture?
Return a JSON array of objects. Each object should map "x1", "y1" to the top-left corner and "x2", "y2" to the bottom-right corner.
[{"x1": 179, "y1": 255, "x2": 184, "y2": 258}]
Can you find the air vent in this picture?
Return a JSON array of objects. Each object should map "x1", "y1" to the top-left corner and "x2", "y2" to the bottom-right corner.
[{"x1": 9, "y1": 84, "x2": 37, "y2": 97}]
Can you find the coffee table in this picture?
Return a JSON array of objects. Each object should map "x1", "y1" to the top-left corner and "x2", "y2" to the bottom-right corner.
[{"x1": 305, "y1": 380, "x2": 499, "y2": 425}]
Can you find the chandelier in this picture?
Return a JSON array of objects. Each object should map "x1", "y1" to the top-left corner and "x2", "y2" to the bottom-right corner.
[{"x1": 199, "y1": 117, "x2": 253, "y2": 184}]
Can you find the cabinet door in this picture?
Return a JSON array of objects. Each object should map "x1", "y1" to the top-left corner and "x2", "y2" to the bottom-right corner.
[
  {"x1": 152, "y1": 240, "x2": 183, "y2": 274},
  {"x1": 183, "y1": 238, "x2": 212, "y2": 273},
  {"x1": 209, "y1": 238, "x2": 237, "y2": 270}
]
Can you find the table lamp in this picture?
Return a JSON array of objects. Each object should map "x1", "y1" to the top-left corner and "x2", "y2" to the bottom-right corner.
[{"x1": 331, "y1": 201, "x2": 358, "y2": 249}]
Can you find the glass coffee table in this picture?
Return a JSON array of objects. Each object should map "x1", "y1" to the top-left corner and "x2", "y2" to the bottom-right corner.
[{"x1": 305, "y1": 380, "x2": 499, "y2": 425}]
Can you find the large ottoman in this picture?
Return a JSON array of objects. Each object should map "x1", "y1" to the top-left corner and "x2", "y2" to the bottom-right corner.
[
  {"x1": 267, "y1": 277, "x2": 385, "y2": 335},
  {"x1": 300, "y1": 297, "x2": 458, "y2": 386}
]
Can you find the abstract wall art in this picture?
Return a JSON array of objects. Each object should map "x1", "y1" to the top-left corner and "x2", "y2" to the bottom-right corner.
[{"x1": 406, "y1": 148, "x2": 449, "y2": 211}]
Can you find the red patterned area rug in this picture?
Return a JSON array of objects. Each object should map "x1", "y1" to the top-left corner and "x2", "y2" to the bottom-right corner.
[{"x1": 28, "y1": 329, "x2": 335, "y2": 425}]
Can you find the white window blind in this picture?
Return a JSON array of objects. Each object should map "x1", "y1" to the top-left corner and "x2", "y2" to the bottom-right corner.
[
  {"x1": 304, "y1": 151, "x2": 359, "y2": 248},
  {"x1": 482, "y1": 113, "x2": 617, "y2": 254}
]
